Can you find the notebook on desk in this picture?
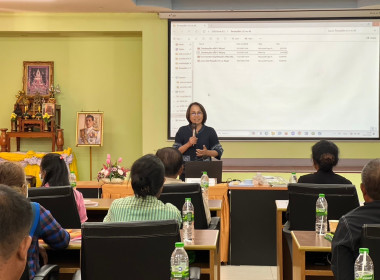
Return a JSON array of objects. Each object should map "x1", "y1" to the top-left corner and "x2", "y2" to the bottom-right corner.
[{"x1": 185, "y1": 161, "x2": 223, "y2": 183}]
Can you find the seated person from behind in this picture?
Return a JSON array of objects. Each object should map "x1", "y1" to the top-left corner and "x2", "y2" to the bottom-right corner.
[
  {"x1": 298, "y1": 139, "x2": 352, "y2": 184},
  {"x1": 284, "y1": 140, "x2": 352, "y2": 238},
  {"x1": 40, "y1": 153, "x2": 87, "y2": 223},
  {"x1": 0, "y1": 162, "x2": 70, "y2": 279},
  {"x1": 332, "y1": 158, "x2": 380, "y2": 280},
  {"x1": 103, "y1": 154, "x2": 182, "y2": 226},
  {"x1": 0, "y1": 185, "x2": 33, "y2": 280},
  {"x1": 156, "y1": 147, "x2": 211, "y2": 225}
]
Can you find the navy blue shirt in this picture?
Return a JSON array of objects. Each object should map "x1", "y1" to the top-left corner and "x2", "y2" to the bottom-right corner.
[
  {"x1": 173, "y1": 124, "x2": 223, "y2": 163},
  {"x1": 298, "y1": 170, "x2": 352, "y2": 185}
]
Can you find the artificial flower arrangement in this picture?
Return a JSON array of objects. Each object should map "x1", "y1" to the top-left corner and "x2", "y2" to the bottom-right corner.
[
  {"x1": 42, "y1": 113, "x2": 51, "y2": 124},
  {"x1": 97, "y1": 154, "x2": 129, "y2": 183},
  {"x1": 10, "y1": 113, "x2": 17, "y2": 122}
]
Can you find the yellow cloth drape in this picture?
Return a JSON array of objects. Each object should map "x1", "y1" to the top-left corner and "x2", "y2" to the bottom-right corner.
[
  {"x1": 0, "y1": 148, "x2": 78, "y2": 187},
  {"x1": 101, "y1": 182, "x2": 230, "y2": 263}
]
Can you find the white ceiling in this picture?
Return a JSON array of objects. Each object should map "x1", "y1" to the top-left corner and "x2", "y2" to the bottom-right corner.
[
  {"x1": 0, "y1": 0, "x2": 169, "y2": 13},
  {"x1": 0, "y1": 0, "x2": 379, "y2": 13}
]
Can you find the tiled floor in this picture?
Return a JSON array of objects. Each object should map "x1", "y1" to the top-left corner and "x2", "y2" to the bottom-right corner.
[{"x1": 221, "y1": 266, "x2": 277, "y2": 280}]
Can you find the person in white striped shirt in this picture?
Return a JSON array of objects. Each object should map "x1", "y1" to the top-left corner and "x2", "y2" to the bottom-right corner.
[{"x1": 103, "y1": 154, "x2": 182, "y2": 225}]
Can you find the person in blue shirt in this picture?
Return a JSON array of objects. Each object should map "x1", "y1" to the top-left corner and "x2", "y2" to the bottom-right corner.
[
  {"x1": 173, "y1": 102, "x2": 223, "y2": 180},
  {"x1": 0, "y1": 162, "x2": 69, "y2": 279},
  {"x1": 0, "y1": 185, "x2": 32, "y2": 280}
]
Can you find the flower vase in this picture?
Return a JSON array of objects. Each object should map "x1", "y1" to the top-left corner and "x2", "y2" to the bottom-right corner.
[
  {"x1": 44, "y1": 122, "x2": 49, "y2": 132},
  {"x1": 101, "y1": 178, "x2": 125, "y2": 184},
  {"x1": 11, "y1": 121, "x2": 17, "y2": 132}
]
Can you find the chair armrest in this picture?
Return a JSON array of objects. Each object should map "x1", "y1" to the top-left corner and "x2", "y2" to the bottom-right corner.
[
  {"x1": 208, "y1": 217, "x2": 220, "y2": 230},
  {"x1": 72, "y1": 270, "x2": 81, "y2": 280},
  {"x1": 33, "y1": 264, "x2": 59, "y2": 280},
  {"x1": 190, "y1": 266, "x2": 201, "y2": 280}
]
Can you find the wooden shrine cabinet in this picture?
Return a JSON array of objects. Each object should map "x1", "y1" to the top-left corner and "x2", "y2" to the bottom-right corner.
[{"x1": 1, "y1": 105, "x2": 64, "y2": 152}]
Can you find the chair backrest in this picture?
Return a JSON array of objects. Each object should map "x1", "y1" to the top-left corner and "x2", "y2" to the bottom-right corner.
[
  {"x1": 81, "y1": 220, "x2": 180, "y2": 280},
  {"x1": 288, "y1": 183, "x2": 359, "y2": 231},
  {"x1": 185, "y1": 160, "x2": 223, "y2": 183},
  {"x1": 28, "y1": 186, "x2": 81, "y2": 229},
  {"x1": 361, "y1": 224, "x2": 380, "y2": 276},
  {"x1": 159, "y1": 183, "x2": 208, "y2": 229}
]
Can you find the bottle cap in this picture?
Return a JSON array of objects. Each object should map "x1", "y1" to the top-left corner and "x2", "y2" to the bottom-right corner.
[
  {"x1": 185, "y1": 198, "x2": 191, "y2": 202},
  {"x1": 319, "y1": 193, "x2": 325, "y2": 198},
  {"x1": 292, "y1": 172, "x2": 296, "y2": 175},
  {"x1": 359, "y1": 248, "x2": 369, "y2": 254},
  {"x1": 70, "y1": 171, "x2": 75, "y2": 174},
  {"x1": 175, "y1": 242, "x2": 185, "y2": 248},
  {"x1": 203, "y1": 171, "x2": 207, "y2": 175}
]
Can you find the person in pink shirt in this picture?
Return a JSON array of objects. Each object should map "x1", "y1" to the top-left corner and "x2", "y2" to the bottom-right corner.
[{"x1": 40, "y1": 153, "x2": 87, "y2": 223}]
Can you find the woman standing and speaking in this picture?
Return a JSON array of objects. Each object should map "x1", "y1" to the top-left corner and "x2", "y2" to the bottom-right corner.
[{"x1": 173, "y1": 102, "x2": 223, "y2": 179}]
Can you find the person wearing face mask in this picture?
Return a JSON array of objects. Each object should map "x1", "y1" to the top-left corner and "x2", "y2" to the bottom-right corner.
[{"x1": 173, "y1": 102, "x2": 223, "y2": 180}]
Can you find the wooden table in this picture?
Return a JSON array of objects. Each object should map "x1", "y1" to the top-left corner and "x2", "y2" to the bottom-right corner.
[
  {"x1": 42, "y1": 229, "x2": 220, "y2": 280},
  {"x1": 276, "y1": 199, "x2": 289, "y2": 280},
  {"x1": 229, "y1": 185, "x2": 288, "y2": 265},
  {"x1": 76, "y1": 181, "x2": 103, "y2": 198},
  {"x1": 291, "y1": 231, "x2": 333, "y2": 280},
  {"x1": 6, "y1": 131, "x2": 57, "y2": 152}
]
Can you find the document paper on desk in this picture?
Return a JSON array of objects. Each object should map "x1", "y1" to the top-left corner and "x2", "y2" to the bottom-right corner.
[
  {"x1": 84, "y1": 200, "x2": 99, "y2": 206},
  {"x1": 185, "y1": 178, "x2": 216, "y2": 186}
]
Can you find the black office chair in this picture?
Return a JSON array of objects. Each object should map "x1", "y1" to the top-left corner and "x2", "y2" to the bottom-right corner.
[
  {"x1": 361, "y1": 224, "x2": 380, "y2": 277},
  {"x1": 72, "y1": 220, "x2": 200, "y2": 280},
  {"x1": 20, "y1": 264, "x2": 59, "y2": 280},
  {"x1": 28, "y1": 186, "x2": 81, "y2": 229},
  {"x1": 159, "y1": 183, "x2": 220, "y2": 230},
  {"x1": 282, "y1": 183, "x2": 360, "y2": 278},
  {"x1": 287, "y1": 183, "x2": 360, "y2": 231}
]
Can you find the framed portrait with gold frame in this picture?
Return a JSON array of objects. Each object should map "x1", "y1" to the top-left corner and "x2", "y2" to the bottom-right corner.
[
  {"x1": 76, "y1": 112, "x2": 104, "y2": 147},
  {"x1": 23, "y1": 61, "x2": 54, "y2": 97},
  {"x1": 42, "y1": 103, "x2": 55, "y2": 116}
]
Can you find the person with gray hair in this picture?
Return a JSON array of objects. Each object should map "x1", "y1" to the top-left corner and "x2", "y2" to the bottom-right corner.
[
  {"x1": 332, "y1": 159, "x2": 380, "y2": 280},
  {"x1": 0, "y1": 185, "x2": 33, "y2": 280}
]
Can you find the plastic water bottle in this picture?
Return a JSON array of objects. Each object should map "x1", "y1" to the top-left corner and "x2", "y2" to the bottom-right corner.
[
  {"x1": 182, "y1": 198, "x2": 194, "y2": 242},
  {"x1": 69, "y1": 171, "x2": 77, "y2": 187},
  {"x1": 315, "y1": 193, "x2": 328, "y2": 235},
  {"x1": 289, "y1": 172, "x2": 297, "y2": 183},
  {"x1": 200, "y1": 171, "x2": 209, "y2": 202},
  {"x1": 171, "y1": 242, "x2": 189, "y2": 280},
  {"x1": 354, "y1": 248, "x2": 374, "y2": 280}
]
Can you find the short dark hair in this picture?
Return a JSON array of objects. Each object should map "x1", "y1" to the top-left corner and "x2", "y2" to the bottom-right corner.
[
  {"x1": 311, "y1": 140, "x2": 339, "y2": 172},
  {"x1": 186, "y1": 102, "x2": 207, "y2": 124},
  {"x1": 130, "y1": 154, "x2": 165, "y2": 198},
  {"x1": 0, "y1": 185, "x2": 32, "y2": 260},
  {"x1": 362, "y1": 159, "x2": 380, "y2": 200},
  {"x1": 0, "y1": 162, "x2": 25, "y2": 189},
  {"x1": 86, "y1": 115, "x2": 94, "y2": 121},
  {"x1": 40, "y1": 153, "x2": 70, "y2": 187},
  {"x1": 156, "y1": 147, "x2": 183, "y2": 177}
]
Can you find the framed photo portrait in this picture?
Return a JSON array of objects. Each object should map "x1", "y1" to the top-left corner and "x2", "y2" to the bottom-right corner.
[
  {"x1": 23, "y1": 61, "x2": 54, "y2": 97},
  {"x1": 42, "y1": 103, "x2": 55, "y2": 116},
  {"x1": 76, "y1": 112, "x2": 104, "y2": 147}
]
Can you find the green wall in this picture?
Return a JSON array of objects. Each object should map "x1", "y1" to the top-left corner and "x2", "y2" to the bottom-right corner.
[{"x1": 0, "y1": 12, "x2": 378, "y2": 186}]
